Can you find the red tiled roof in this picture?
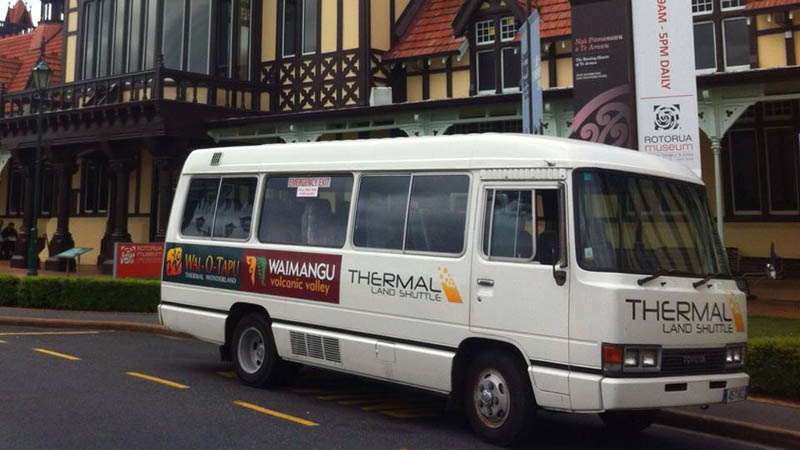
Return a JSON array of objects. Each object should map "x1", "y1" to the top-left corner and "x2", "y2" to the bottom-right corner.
[
  {"x1": 385, "y1": 0, "x2": 571, "y2": 61},
  {"x1": 5, "y1": 0, "x2": 32, "y2": 26},
  {"x1": 747, "y1": 0, "x2": 800, "y2": 9},
  {"x1": 0, "y1": 23, "x2": 63, "y2": 93}
]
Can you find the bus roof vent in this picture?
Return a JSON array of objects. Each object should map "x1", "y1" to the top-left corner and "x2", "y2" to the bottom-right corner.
[
  {"x1": 210, "y1": 152, "x2": 223, "y2": 166},
  {"x1": 480, "y1": 168, "x2": 567, "y2": 181}
]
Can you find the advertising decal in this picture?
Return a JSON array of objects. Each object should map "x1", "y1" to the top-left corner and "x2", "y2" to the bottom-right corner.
[
  {"x1": 347, "y1": 266, "x2": 463, "y2": 304},
  {"x1": 631, "y1": 0, "x2": 702, "y2": 177},
  {"x1": 242, "y1": 249, "x2": 341, "y2": 304},
  {"x1": 625, "y1": 293, "x2": 746, "y2": 335},
  {"x1": 570, "y1": 0, "x2": 638, "y2": 149},
  {"x1": 163, "y1": 243, "x2": 341, "y2": 304}
]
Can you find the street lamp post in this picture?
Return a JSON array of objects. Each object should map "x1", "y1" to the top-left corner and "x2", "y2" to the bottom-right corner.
[{"x1": 27, "y1": 59, "x2": 52, "y2": 277}]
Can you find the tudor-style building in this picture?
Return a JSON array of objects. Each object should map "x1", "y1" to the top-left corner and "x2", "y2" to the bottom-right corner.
[{"x1": 0, "y1": 0, "x2": 799, "y2": 277}]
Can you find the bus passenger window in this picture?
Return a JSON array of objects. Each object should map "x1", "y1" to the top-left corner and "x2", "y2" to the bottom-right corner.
[
  {"x1": 353, "y1": 176, "x2": 411, "y2": 250},
  {"x1": 181, "y1": 177, "x2": 221, "y2": 237},
  {"x1": 533, "y1": 190, "x2": 561, "y2": 264},
  {"x1": 259, "y1": 175, "x2": 353, "y2": 248},
  {"x1": 405, "y1": 175, "x2": 469, "y2": 254},
  {"x1": 483, "y1": 190, "x2": 534, "y2": 260},
  {"x1": 213, "y1": 178, "x2": 257, "y2": 240}
]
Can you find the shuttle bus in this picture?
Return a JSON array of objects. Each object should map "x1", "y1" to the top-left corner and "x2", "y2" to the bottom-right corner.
[{"x1": 160, "y1": 134, "x2": 748, "y2": 445}]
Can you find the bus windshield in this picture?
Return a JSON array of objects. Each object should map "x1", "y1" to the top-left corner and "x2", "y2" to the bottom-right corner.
[{"x1": 574, "y1": 169, "x2": 729, "y2": 278}]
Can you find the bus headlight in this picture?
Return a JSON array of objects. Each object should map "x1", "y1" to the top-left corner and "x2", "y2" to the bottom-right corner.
[
  {"x1": 603, "y1": 344, "x2": 661, "y2": 374},
  {"x1": 726, "y1": 344, "x2": 746, "y2": 367}
]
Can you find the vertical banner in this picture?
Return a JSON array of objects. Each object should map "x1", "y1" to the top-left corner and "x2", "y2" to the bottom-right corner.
[
  {"x1": 521, "y1": 11, "x2": 543, "y2": 134},
  {"x1": 570, "y1": 0, "x2": 637, "y2": 149},
  {"x1": 632, "y1": 0, "x2": 702, "y2": 177}
]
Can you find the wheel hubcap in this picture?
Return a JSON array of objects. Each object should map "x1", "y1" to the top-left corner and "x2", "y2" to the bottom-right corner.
[
  {"x1": 237, "y1": 327, "x2": 266, "y2": 375},
  {"x1": 473, "y1": 369, "x2": 510, "y2": 429}
]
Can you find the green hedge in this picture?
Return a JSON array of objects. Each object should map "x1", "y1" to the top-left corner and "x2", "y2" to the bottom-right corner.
[
  {"x1": 0, "y1": 274, "x2": 20, "y2": 306},
  {"x1": 746, "y1": 337, "x2": 800, "y2": 400},
  {"x1": 0, "y1": 275, "x2": 159, "y2": 312}
]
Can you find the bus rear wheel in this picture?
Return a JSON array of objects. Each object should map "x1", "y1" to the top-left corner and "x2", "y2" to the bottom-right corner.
[
  {"x1": 463, "y1": 351, "x2": 534, "y2": 446},
  {"x1": 232, "y1": 313, "x2": 282, "y2": 387}
]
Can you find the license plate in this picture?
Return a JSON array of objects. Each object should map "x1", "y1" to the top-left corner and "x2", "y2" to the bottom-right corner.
[{"x1": 723, "y1": 386, "x2": 747, "y2": 403}]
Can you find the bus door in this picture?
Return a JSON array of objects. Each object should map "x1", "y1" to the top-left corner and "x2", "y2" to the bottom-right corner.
[{"x1": 470, "y1": 184, "x2": 570, "y2": 389}]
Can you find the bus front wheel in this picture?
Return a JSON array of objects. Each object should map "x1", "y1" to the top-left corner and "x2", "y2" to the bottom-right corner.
[
  {"x1": 232, "y1": 313, "x2": 282, "y2": 387},
  {"x1": 463, "y1": 351, "x2": 534, "y2": 446}
]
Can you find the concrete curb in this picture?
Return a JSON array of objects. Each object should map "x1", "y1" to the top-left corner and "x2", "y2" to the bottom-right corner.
[
  {"x1": 658, "y1": 409, "x2": 800, "y2": 449},
  {"x1": 0, "y1": 315, "x2": 186, "y2": 337}
]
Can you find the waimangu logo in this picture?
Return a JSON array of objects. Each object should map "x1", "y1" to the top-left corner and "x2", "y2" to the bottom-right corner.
[
  {"x1": 245, "y1": 256, "x2": 268, "y2": 286},
  {"x1": 165, "y1": 247, "x2": 183, "y2": 276}
]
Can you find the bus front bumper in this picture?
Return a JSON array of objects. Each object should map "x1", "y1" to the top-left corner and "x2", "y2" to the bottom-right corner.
[{"x1": 601, "y1": 372, "x2": 750, "y2": 410}]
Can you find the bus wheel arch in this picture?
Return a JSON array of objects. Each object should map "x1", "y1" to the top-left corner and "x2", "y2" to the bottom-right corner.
[
  {"x1": 222, "y1": 303, "x2": 270, "y2": 362},
  {"x1": 451, "y1": 338, "x2": 536, "y2": 409}
]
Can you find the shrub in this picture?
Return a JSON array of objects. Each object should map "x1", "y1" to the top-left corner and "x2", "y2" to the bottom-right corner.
[
  {"x1": 17, "y1": 277, "x2": 160, "y2": 312},
  {"x1": 746, "y1": 337, "x2": 800, "y2": 400},
  {"x1": 0, "y1": 274, "x2": 20, "y2": 306}
]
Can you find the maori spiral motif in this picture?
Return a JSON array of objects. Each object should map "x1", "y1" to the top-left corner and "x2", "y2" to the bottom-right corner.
[
  {"x1": 571, "y1": 85, "x2": 634, "y2": 148},
  {"x1": 653, "y1": 104, "x2": 681, "y2": 131}
]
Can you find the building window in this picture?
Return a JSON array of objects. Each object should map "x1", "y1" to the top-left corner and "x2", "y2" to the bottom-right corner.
[
  {"x1": 728, "y1": 129, "x2": 762, "y2": 215},
  {"x1": 500, "y1": 16, "x2": 516, "y2": 42},
  {"x1": 162, "y1": 1, "x2": 185, "y2": 70},
  {"x1": 187, "y1": 0, "x2": 212, "y2": 74},
  {"x1": 765, "y1": 128, "x2": 800, "y2": 214},
  {"x1": 83, "y1": 159, "x2": 109, "y2": 214},
  {"x1": 476, "y1": 50, "x2": 496, "y2": 93},
  {"x1": 763, "y1": 101, "x2": 793, "y2": 120},
  {"x1": 475, "y1": 19, "x2": 495, "y2": 46},
  {"x1": 7, "y1": 169, "x2": 23, "y2": 216},
  {"x1": 692, "y1": 0, "x2": 713, "y2": 15},
  {"x1": 283, "y1": 0, "x2": 317, "y2": 58},
  {"x1": 694, "y1": 22, "x2": 716, "y2": 72},
  {"x1": 502, "y1": 47, "x2": 521, "y2": 92},
  {"x1": 127, "y1": 0, "x2": 157, "y2": 73},
  {"x1": 81, "y1": 0, "x2": 114, "y2": 79},
  {"x1": 217, "y1": 0, "x2": 233, "y2": 76},
  {"x1": 721, "y1": 0, "x2": 745, "y2": 11},
  {"x1": 723, "y1": 17, "x2": 750, "y2": 70},
  {"x1": 238, "y1": 0, "x2": 252, "y2": 78}
]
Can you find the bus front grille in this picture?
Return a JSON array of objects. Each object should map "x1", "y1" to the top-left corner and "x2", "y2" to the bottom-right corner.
[{"x1": 660, "y1": 348, "x2": 727, "y2": 375}]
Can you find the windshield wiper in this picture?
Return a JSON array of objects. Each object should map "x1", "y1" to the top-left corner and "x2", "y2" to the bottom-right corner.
[
  {"x1": 693, "y1": 273, "x2": 725, "y2": 289},
  {"x1": 637, "y1": 269, "x2": 678, "y2": 286}
]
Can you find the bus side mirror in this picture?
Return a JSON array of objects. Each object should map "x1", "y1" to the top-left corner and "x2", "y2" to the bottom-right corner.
[{"x1": 552, "y1": 248, "x2": 566, "y2": 286}]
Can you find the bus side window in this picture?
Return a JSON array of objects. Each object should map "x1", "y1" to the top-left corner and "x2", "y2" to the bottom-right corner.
[
  {"x1": 213, "y1": 177, "x2": 257, "y2": 240},
  {"x1": 259, "y1": 174, "x2": 353, "y2": 248},
  {"x1": 181, "y1": 177, "x2": 221, "y2": 237},
  {"x1": 533, "y1": 190, "x2": 561, "y2": 264},
  {"x1": 483, "y1": 190, "x2": 535, "y2": 260}
]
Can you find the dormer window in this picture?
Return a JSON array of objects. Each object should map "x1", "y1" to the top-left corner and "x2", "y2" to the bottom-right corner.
[{"x1": 473, "y1": 16, "x2": 520, "y2": 95}]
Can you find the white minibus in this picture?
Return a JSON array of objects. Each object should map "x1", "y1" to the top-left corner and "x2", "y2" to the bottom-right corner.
[{"x1": 160, "y1": 134, "x2": 748, "y2": 445}]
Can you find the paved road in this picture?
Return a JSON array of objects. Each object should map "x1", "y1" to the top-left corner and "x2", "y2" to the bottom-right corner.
[{"x1": 0, "y1": 327, "x2": 770, "y2": 450}]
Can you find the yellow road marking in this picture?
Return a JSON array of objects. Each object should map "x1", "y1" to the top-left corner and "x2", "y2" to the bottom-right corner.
[
  {"x1": 216, "y1": 371, "x2": 237, "y2": 379},
  {"x1": 361, "y1": 399, "x2": 442, "y2": 412},
  {"x1": 749, "y1": 395, "x2": 800, "y2": 409},
  {"x1": 0, "y1": 330, "x2": 106, "y2": 336},
  {"x1": 33, "y1": 348, "x2": 81, "y2": 361},
  {"x1": 381, "y1": 409, "x2": 442, "y2": 419},
  {"x1": 233, "y1": 400, "x2": 319, "y2": 427},
  {"x1": 126, "y1": 372, "x2": 190, "y2": 389},
  {"x1": 0, "y1": 339, "x2": 7, "y2": 344}
]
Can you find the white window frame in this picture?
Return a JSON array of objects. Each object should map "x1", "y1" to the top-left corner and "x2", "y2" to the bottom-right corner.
[
  {"x1": 764, "y1": 127, "x2": 800, "y2": 215},
  {"x1": 721, "y1": 0, "x2": 746, "y2": 12},
  {"x1": 500, "y1": 47, "x2": 521, "y2": 93},
  {"x1": 475, "y1": 19, "x2": 495, "y2": 46},
  {"x1": 722, "y1": 17, "x2": 751, "y2": 72},
  {"x1": 500, "y1": 16, "x2": 516, "y2": 42},
  {"x1": 476, "y1": 49, "x2": 496, "y2": 95},
  {"x1": 728, "y1": 128, "x2": 763, "y2": 216},
  {"x1": 694, "y1": 21, "x2": 717, "y2": 75},
  {"x1": 692, "y1": 0, "x2": 713, "y2": 15}
]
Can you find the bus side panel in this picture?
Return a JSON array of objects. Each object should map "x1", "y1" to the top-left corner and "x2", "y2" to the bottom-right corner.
[{"x1": 159, "y1": 301, "x2": 227, "y2": 344}]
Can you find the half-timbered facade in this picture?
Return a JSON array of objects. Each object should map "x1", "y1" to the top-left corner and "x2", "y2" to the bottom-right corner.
[{"x1": 1, "y1": 0, "x2": 799, "y2": 276}]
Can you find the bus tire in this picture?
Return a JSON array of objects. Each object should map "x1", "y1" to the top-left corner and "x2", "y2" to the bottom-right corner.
[
  {"x1": 463, "y1": 351, "x2": 534, "y2": 446},
  {"x1": 232, "y1": 313, "x2": 282, "y2": 388},
  {"x1": 599, "y1": 409, "x2": 660, "y2": 434}
]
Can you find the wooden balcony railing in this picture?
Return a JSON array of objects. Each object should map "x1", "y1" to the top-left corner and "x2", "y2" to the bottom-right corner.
[{"x1": 0, "y1": 63, "x2": 268, "y2": 119}]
